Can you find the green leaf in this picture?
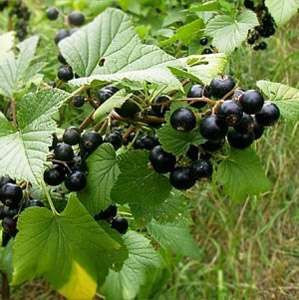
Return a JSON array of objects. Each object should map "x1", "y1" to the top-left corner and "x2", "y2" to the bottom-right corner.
[
  {"x1": 0, "y1": 241, "x2": 13, "y2": 280},
  {"x1": 111, "y1": 150, "x2": 172, "y2": 214},
  {"x1": 79, "y1": 144, "x2": 120, "y2": 214},
  {"x1": 257, "y1": 80, "x2": 299, "y2": 122},
  {"x1": 59, "y1": 8, "x2": 181, "y2": 88},
  {"x1": 190, "y1": 1, "x2": 221, "y2": 12},
  {"x1": 205, "y1": 10, "x2": 259, "y2": 53},
  {"x1": 101, "y1": 231, "x2": 161, "y2": 300},
  {"x1": 0, "y1": 32, "x2": 14, "y2": 58},
  {"x1": 0, "y1": 89, "x2": 69, "y2": 184},
  {"x1": 265, "y1": 0, "x2": 299, "y2": 25},
  {"x1": 93, "y1": 90, "x2": 131, "y2": 123},
  {"x1": 214, "y1": 149, "x2": 271, "y2": 202},
  {"x1": 0, "y1": 36, "x2": 40, "y2": 98},
  {"x1": 147, "y1": 219, "x2": 201, "y2": 259},
  {"x1": 13, "y1": 195, "x2": 124, "y2": 294}
]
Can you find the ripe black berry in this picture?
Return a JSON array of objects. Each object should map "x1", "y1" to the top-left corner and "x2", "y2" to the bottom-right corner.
[
  {"x1": 149, "y1": 145, "x2": 176, "y2": 174},
  {"x1": 232, "y1": 89, "x2": 245, "y2": 101},
  {"x1": 44, "y1": 165, "x2": 66, "y2": 186},
  {"x1": 210, "y1": 76, "x2": 236, "y2": 99},
  {"x1": 0, "y1": 183, "x2": 23, "y2": 206},
  {"x1": 227, "y1": 128, "x2": 254, "y2": 149},
  {"x1": 186, "y1": 145, "x2": 199, "y2": 161},
  {"x1": 95, "y1": 204, "x2": 117, "y2": 221},
  {"x1": 202, "y1": 48, "x2": 213, "y2": 55},
  {"x1": 65, "y1": 171, "x2": 87, "y2": 191},
  {"x1": 58, "y1": 53, "x2": 67, "y2": 64},
  {"x1": 68, "y1": 11, "x2": 85, "y2": 26},
  {"x1": 46, "y1": 7, "x2": 59, "y2": 20},
  {"x1": 258, "y1": 41, "x2": 267, "y2": 50},
  {"x1": 134, "y1": 135, "x2": 159, "y2": 150},
  {"x1": 63, "y1": 127, "x2": 81, "y2": 145},
  {"x1": 57, "y1": 65, "x2": 73, "y2": 81},
  {"x1": 200, "y1": 37, "x2": 209, "y2": 46},
  {"x1": 115, "y1": 100, "x2": 141, "y2": 118},
  {"x1": 191, "y1": 160, "x2": 213, "y2": 180},
  {"x1": 234, "y1": 113, "x2": 254, "y2": 134},
  {"x1": 97, "y1": 86, "x2": 118, "y2": 103},
  {"x1": 170, "y1": 108, "x2": 196, "y2": 132},
  {"x1": 217, "y1": 100, "x2": 243, "y2": 126},
  {"x1": 239, "y1": 90, "x2": 264, "y2": 114},
  {"x1": 187, "y1": 85, "x2": 207, "y2": 109},
  {"x1": 111, "y1": 217, "x2": 128, "y2": 234},
  {"x1": 2, "y1": 217, "x2": 17, "y2": 236},
  {"x1": 169, "y1": 167, "x2": 196, "y2": 190},
  {"x1": 255, "y1": 102, "x2": 280, "y2": 126},
  {"x1": 202, "y1": 139, "x2": 225, "y2": 152},
  {"x1": 0, "y1": 176, "x2": 16, "y2": 187},
  {"x1": 80, "y1": 131, "x2": 103, "y2": 154},
  {"x1": 200, "y1": 115, "x2": 228, "y2": 140},
  {"x1": 105, "y1": 131, "x2": 123, "y2": 150},
  {"x1": 70, "y1": 155, "x2": 87, "y2": 172},
  {"x1": 151, "y1": 95, "x2": 170, "y2": 117},
  {"x1": 72, "y1": 95, "x2": 85, "y2": 107},
  {"x1": 54, "y1": 29, "x2": 70, "y2": 44},
  {"x1": 54, "y1": 143, "x2": 74, "y2": 161},
  {"x1": 253, "y1": 119, "x2": 265, "y2": 139},
  {"x1": 244, "y1": 0, "x2": 255, "y2": 10}
]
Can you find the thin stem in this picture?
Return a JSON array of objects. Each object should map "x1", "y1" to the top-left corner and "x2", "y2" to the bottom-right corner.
[
  {"x1": 1, "y1": 272, "x2": 10, "y2": 300},
  {"x1": 11, "y1": 99, "x2": 17, "y2": 127},
  {"x1": 79, "y1": 110, "x2": 95, "y2": 131},
  {"x1": 41, "y1": 180, "x2": 59, "y2": 216}
]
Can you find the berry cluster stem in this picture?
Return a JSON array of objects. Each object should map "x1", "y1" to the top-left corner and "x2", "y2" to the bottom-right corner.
[
  {"x1": 1, "y1": 272, "x2": 10, "y2": 300},
  {"x1": 10, "y1": 98, "x2": 17, "y2": 127}
]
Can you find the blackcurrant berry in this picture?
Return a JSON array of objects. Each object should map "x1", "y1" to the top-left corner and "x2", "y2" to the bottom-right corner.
[
  {"x1": 2, "y1": 217, "x2": 17, "y2": 236},
  {"x1": 149, "y1": 145, "x2": 176, "y2": 174},
  {"x1": 255, "y1": 102, "x2": 280, "y2": 126},
  {"x1": 46, "y1": 7, "x2": 59, "y2": 20},
  {"x1": 63, "y1": 127, "x2": 81, "y2": 145},
  {"x1": 54, "y1": 29, "x2": 70, "y2": 44},
  {"x1": 244, "y1": 0, "x2": 255, "y2": 10},
  {"x1": 200, "y1": 115, "x2": 228, "y2": 140},
  {"x1": 68, "y1": 11, "x2": 85, "y2": 26},
  {"x1": 72, "y1": 95, "x2": 85, "y2": 107},
  {"x1": 151, "y1": 95, "x2": 170, "y2": 117},
  {"x1": 65, "y1": 171, "x2": 87, "y2": 191},
  {"x1": 0, "y1": 176, "x2": 16, "y2": 187},
  {"x1": 202, "y1": 48, "x2": 213, "y2": 55},
  {"x1": 253, "y1": 119, "x2": 265, "y2": 139},
  {"x1": 94, "y1": 204, "x2": 117, "y2": 221},
  {"x1": 96, "y1": 86, "x2": 118, "y2": 103},
  {"x1": 234, "y1": 113, "x2": 254, "y2": 134},
  {"x1": 187, "y1": 85, "x2": 207, "y2": 109},
  {"x1": 257, "y1": 41, "x2": 267, "y2": 50},
  {"x1": 186, "y1": 145, "x2": 199, "y2": 161},
  {"x1": 232, "y1": 89, "x2": 245, "y2": 101},
  {"x1": 57, "y1": 65, "x2": 73, "y2": 81},
  {"x1": 227, "y1": 128, "x2": 254, "y2": 149},
  {"x1": 239, "y1": 90, "x2": 264, "y2": 114},
  {"x1": 201, "y1": 139, "x2": 225, "y2": 152},
  {"x1": 170, "y1": 108, "x2": 196, "y2": 132},
  {"x1": 69, "y1": 155, "x2": 87, "y2": 172},
  {"x1": 210, "y1": 76, "x2": 236, "y2": 99},
  {"x1": 54, "y1": 143, "x2": 74, "y2": 161},
  {"x1": 0, "y1": 183, "x2": 23, "y2": 205},
  {"x1": 80, "y1": 131, "x2": 103, "y2": 154},
  {"x1": 191, "y1": 160, "x2": 213, "y2": 180},
  {"x1": 199, "y1": 37, "x2": 209, "y2": 46},
  {"x1": 105, "y1": 131, "x2": 123, "y2": 150},
  {"x1": 111, "y1": 217, "x2": 128, "y2": 234},
  {"x1": 169, "y1": 167, "x2": 196, "y2": 190},
  {"x1": 134, "y1": 135, "x2": 159, "y2": 150},
  {"x1": 58, "y1": 53, "x2": 67, "y2": 64},
  {"x1": 2, "y1": 231, "x2": 11, "y2": 246},
  {"x1": 1, "y1": 206, "x2": 18, "y2": 218},
  {"x1": 44, "y1": 165, "x2": 66, "y2": 186},
  {"x1": 115, "y1": 100, "x2": 141, "y2": 118},
  {"x1": 217, "y1": 100, "x2": 243, "y2": 126}
]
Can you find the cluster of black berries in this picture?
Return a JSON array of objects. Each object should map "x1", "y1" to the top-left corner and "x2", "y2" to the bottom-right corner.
[
  {"x1": 245, "y1": 0, "x2": 276, "y2": 51},
  {"x1": 0, "y1": 176, "x2": 44, "y2": 246},
  {"x1": 9, "y1": 0, "x2": 31, "y2": 41},
  {"x1": 94, "y1": 204, "x2": 128, "y2": 234},
  {"x1": 0, "y1": 0, "x2": 8, "y2": 11},
  {"x1": 199, "y1": 37, "x2": 215, "y2": 55}
]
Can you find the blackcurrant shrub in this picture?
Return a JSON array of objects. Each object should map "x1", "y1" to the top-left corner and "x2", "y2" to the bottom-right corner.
[
  {"x1": 234, "y1": 113, "x2": 254, "y2": 134},
  {"x1": 200, "y1": 115, "x2": 228, "y2": 140},
  {"x1": 95, "y1": 204, "x2": 117, "y2": 221},
  {"x1": 44, "y1": 165, "x2": 66, "y2": 186},
  {"x1": 111, "y1": 217, "x2": 128, "y2": 234},
  {"x1": 105, "y1": 131, "x2": 123, "y2": 150},
  {"x1": 63, "y1": 127, "x2": 81, "y2": 145},
  {"x1": 255, "y1": 102, "x2": 280, "y2": 126},
  {"x1": 0, "y1": 176, "x2": 16, "y2": 187},
  {"x1": 244, "y1": 0, "x2": 255, "y2": 10},
  {"x1": 151, "y1": 95, "x2": 170, "y2": 117},
  {"x1": 46, "y1": 7, "x2": 59, "y2": 20},
  {"x1": 202, "y1": 48, "x2": 213, "y2": 55},
  {"x1": 2, "y1": 217, "x2": 17, "y2": 236},
  {"x1": 68, "y1": 11, "x2": 85, "y2": 26},
  {"x1": 0, "y1": 183, "x2": 23, "y2": 206},
  {"x1": 134, "y1": 135, "x2": 159, "y2": 150},
  {"x1": 199, "y1": 37, "x2": 209, "y2": 46},
  {"x1": 54, "y1": 29, "x2": 70, "y2": 44},
  {"x1": 58, "y1": 53, "x2": 67, "y2": 64},
  {"x1": 115, "y1": 100, "x2": 141, "y2": 118},
  {"x1": 65, "y1": 171, "x2": 87, "y2": 191},
  {"x1": 227, "y1": 128, "x2": 254, "y2": 149},
  {"x1": 186, "y1": 145, "x2": 199, "y2": 161},
  {"x1": 57, "y1": 66, "x2": 73, "y2": 81},
  {"x1": 169, "y1": 167, "x2": 196, "y2": 190},
  {"x1": 149, "y1": 145, "x2": 176, "y2": 174},
  {"x1": 210, "y1": 76, "x2": 235, "y2": 99},
  {"x1": 80, "y1": 131, "x2": 103, "y2": 154},
  {"x1": 170, "y1": 108, "x2": 196, "y2": 132},
  {"x1": 253, "y1": 119, "x2": 265, "y2": 139},
  {"x1": 70, "y1": 155, "x2": 87, "y2": 172},
  {"x1": 239, "y1": 90, "x2": 264, "y2": 114},
  {"x1": 54, "y1": 143, "x2": 74, "y2": 161},
  {"x1": 217, "y1": 100, "x2": 243, "y2": 126},
  {"x1": 191, "y1": 160, "x2": 213, "y2": 180},
  {"x1": 201, "y1": 139, "x2": 225, "y2": 152},
  {"x1": 187, "y1": 85, "x2": 207, "y2": 109},
  {"x1": 97, "y1": 86, "x2": 118, "y2": 103},
  {"x1": 72, "y1": 95, "x2": 85, "y2": 107}
]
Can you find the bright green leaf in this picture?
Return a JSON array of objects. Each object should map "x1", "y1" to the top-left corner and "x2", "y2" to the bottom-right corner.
[{"x1": 0, "y1": 32, "x2": 14, "y2": 59}]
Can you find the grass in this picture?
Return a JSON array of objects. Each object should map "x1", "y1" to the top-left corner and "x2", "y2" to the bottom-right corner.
[{"x1": 160, "y1": 18, "x2": 299, "y2": 300}]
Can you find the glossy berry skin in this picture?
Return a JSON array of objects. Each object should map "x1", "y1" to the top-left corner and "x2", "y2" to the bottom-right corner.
[
  {"x1": 202, "y1": 139, "x2": 224, "y2": 152},
  {"x1": 111, "y1": 217, "x2": 128, "y2": 234},
  {"x1": 149, "y1": 145, "x2": 176, "y2": 174},
  {"x1": 80, "y1": 131, "x2": 103, "y2": 154},
  {"x1": 227, "y1": 129, "x2": 254, "y2": 149},
  {"x1": 134, "y1": 135, "x2": 159, "y2": 151},
  {"x1": 186, "y1": 145, "x2": 199, "y2": 161},
  {"x1": 202, "y1": 48, "x2": 213, "y2": 55},
  {"x1": 191, "y1": 160, "x2": 213, "y2": 180},
  {"x1": 46, "y1": 7, "x2": 59, "y2": 20},
  {"x1": 115, "y1": 101, "x2": 140, "y2": 118},
  {"x1": 54, "y1": 29, "x2": 70, "y2": 44},
  {"x1": 1, "y1": 183, "x2": 23, "y2": 206},
  {"x1": 54, "y1": 143, "x2": 74, "y2": 161},
  {"x1": 255, "y1": 102, "x2": 280, "y2": 126},
  {"x1": 68, "y1": 11, "x2": 85, "y2": 26},
  {"x1": 199, "y1": 37, "x2": 209, "y2": 46},
  {"x1": 63, "y1": 127, "x2": 81, "y2": 145},
  {"x1": 234, "y1": 113, "x2": 254, "y2": 134},
  {"x1": 200, "y1": 115, "x2": 228, "y2": 140},
  {"x1": 65, "y1": 171, "x2": 87, "y2": 191},
  {"x1": 239, "y1": 90, "x2": 264, "y2": 114},
  {"x1": 105, "y1": 132, "x2": 123, "y2": 150},
  {"x1": 170, "y1": 108, "x2": 196, "y2": 132},
  {"x1": 253, "y1": 120, "x2": 265, "y2": 139},
  {"x1": 210, "y1": 76, "x2": 236, "y2": 99},
  {"x1": 70, "y1": 155, "x2": 87, "y2": 172},
  {"x1": 151, "y1": 95, "x2": 170, "y2": 117},
  {"x1": 187, "y1": 85, "x2": 207, "y2": 109},
  {"x1": 97, "y1": 86, "x2": 118, "y2": 103},
  {"x1": 95, "y1": 204, "x2": 117, "y2": 221},
  {"x1": 58, "y1": 53, "x2": 66, "y2": 64},
  {"x1": 0, "y1": 176, "x2": 16, "y2": 187},
  {"x1": 244, "y1": 0, "x2": 255, "y2": 10},
  {"x1": 217, "y1": 100, "x2": 243, "y2": 126},
  {"x1": 2, "y1": 217, "x2": 17, "y2": 236},
  {"x1": 258, "y1": 41, "x2": 267, "y2": 50},
  {"x1": 169, "y1": 167, "x2": 196, "y2": 190},
  {"x1": 72, "y1": 95, "x2": 85, "y2": 107},
  {"x1": 57, "y1": 66, "x2": 73, "y2": 81},
  {"x1": 44, "y1": 165, "x2": 66, "y2": 186}
]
